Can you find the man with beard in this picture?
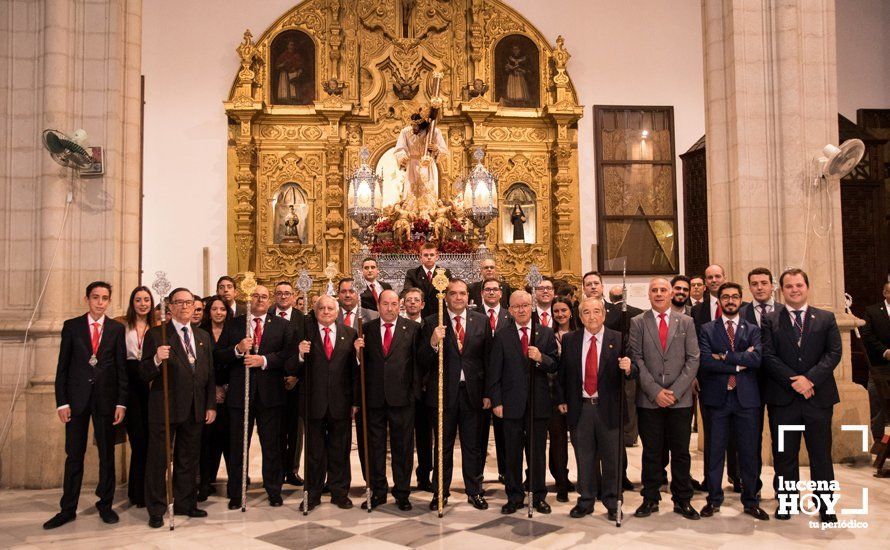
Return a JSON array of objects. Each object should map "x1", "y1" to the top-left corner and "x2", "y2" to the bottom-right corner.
[{"x1": 670, "y1": 275, "x2": 693, "y2": 316}]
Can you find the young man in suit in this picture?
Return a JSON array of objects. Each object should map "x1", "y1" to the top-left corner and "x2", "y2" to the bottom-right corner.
[
  {"x1": 420, "y1": 278, "x2": 492, "y2": 511},
  {"x1": 558, "y1": 297, "x2": 633, "y2": 520},
  {"x1": 216, "y1": 276, "x2": 245, "y2": 317},
  {"x1": 404, "y1": 243, "x2": 451, "y2": 320},
  {"x1": 45, "y1": 281, "x2": 128, "y2": 530},
  {"x1": 468, "y1": 259, "x2": 513, "y2": 310},
  {"x1": 402, "y1": 287, "x2": 433, "y2": 490},
  {"x1": 860, "y1": 280, "x2": 890, "y2": 442},
  {"x1": 359, "y1": 257, "x2": 392, "y2": 312},
  {"x1": 141, "y1": 288, "x2": 217, "y2": 528},
  {"x1": 532, "y1": 277, "x2": 555, "y2": 329},
  {"x1": 697, "y1": 282, "x2": 769, "y2": 520},
  {"x1": 630, "y1": 278, "x2": 701, "y2": 520},
  {"x1": 296, "y1": 295, "x2": 358, "y2": 511},
  {"x1": 488, "y1": 291, "x2": 558, "y2": 514},
  {"x1": 215, "y1": 285, "x2": 295, "y2": 509},
  {"x1": 270, "y1": 281, "x2": 307, "y2": 487},
  {"x1": 354, "y1": 289, "x2": 420, "y2": 510},
  {"x1": 762, "y1": 268, "x2": 842, "y2": 523}
]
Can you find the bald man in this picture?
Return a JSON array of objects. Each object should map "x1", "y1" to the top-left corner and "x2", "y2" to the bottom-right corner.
[
  {"x1": 214, "y1": 285, "x2": 295, "y2": 509},
  {"x1": 468, "y1": 259, "x2": 513, "y2": 310}
]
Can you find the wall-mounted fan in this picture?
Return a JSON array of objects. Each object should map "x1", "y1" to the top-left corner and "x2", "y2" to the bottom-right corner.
[
  {"x1": 42, "y1": 128, "x2": 92, "y2": 170},
  {"x1": 816, "y1": 139, "x2": 865, "y2": 179}
]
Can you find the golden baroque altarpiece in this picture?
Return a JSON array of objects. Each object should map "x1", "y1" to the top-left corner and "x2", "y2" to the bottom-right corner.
[{"x1": 225, "y1": 0, "x2": 583, "y2": 290}]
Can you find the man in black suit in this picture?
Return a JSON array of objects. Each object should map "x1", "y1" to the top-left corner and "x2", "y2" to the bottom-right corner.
[
  {"x1": 270, "y1": 281, "x2": 307, "y2": 487},
  {"x1": 475, "y1": 278, "x2": 512, "y2": 485},
  {"x1": 404, "y1": 242, "x2": 452, "y2": 320},
  {"x1": 605, "y1": 285, "x2": 644, "y2": 331},
  {"x1": 697, "y1": 282, "x2": 769, "y2": 520},
  {"x1": 217, "y1": 276, "x2": 246, "y2": 317},
  {"x1": 420, "y1": 278, "x2": 492, "y2": 511},
  {"x1": 296, "y1": 295, "x2": 358, "y2": 511},
  {"x1": 402, "y1": 287, "x2": 426, "y2": 324},
  {"x1": 359, "y1": 257, "x2": 392, "y2": 312},
  {"x1": 532, "y1": 277, "x2": 555, "y2": 330},
  {"x1": 45, "y1": 281, "x2": 127, "y2": 530},
  {"x1": 402, "y1": 288, "x2": 433, "y2": 491},
  {"x1": 468, "y1": 258, "x2": 513, "y2": 310},
  {"x1": 354, "y1": 289, "x2": 420, "y2": 510},
  {"x1": 489, "y1": 290, "x2": 558, "y2": 514},
  {"x1": 761, "y1": 268, "x2": 842, "y2": 523},
  {"x1": 141, "y1": 288, "x2": 217, "y2": 528},
  {"x1": 558, "y1": 297, "x2": 633, "y2": 520},
  {"x1": 689, "y1": 276, "x2": 706, "y2": 308},
  {"x1": 861, "y1": 281, "x2": 890, "y2": 442},
  {"x1": 215, "y1": 285, "x2": 295, "y2": 509}
]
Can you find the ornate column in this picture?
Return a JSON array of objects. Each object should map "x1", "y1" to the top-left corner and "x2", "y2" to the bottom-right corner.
[{"x1": 702, "y1": 0, "x2": 867, "y2": 461}]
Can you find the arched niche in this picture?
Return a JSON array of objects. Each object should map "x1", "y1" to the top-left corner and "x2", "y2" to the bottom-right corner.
[
  {"x1": 494, "y1": 34, "x2": 540, "y2": 108},
  {"x1": 501, "y1": 183, "x2": 536, "y2": 244},
  {"x1": 270, "y1": 30, "x2": 315, "y2": 105},
  {"x1": 272, "y1": 182, "x2": 309, "y2": 244}
]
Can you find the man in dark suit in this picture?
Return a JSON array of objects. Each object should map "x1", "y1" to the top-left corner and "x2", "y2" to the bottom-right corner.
[
  {"x1": 468, "y1": 258, "x2": 513, "y2": 310},
  {"x1": 489, "y1": 290, "x2": 558, "y2": 514},
  {"x1": 354, "y1": 289, "x2": 420, "y2": 510},
  {"x1": 359, "y1": 257, "x2": 392, "y2": 312},
  {"x1": 215, "y1": 285, "x2": 295, "y2": 509},
  {"x1": 402, "y1": 287, "x2": 433, "y2": 490},
  {"x1": 420, "y1": 278, "x2": 492, "y2": 511},
  {"x1": 404, "y1": 242, "x2": 452, "y2": 320},
  {"x1": 476, "y1": 277, "x2": 512, "y2": 485},
  {"x1": 532, "y1": 277, "x2": 555, "y2": 330},
  {"x1": 697, "y1": 282, "x2": 769, "y2": 520},
  {"x1": 45, "y1": 281, "x2": 127, "y2": 530},
  {"x1": 762, "y1": 268, "x2": 842, "y2": 523},
  {"x1": 689, "y1": 276, "x2": 706, "y2": 308},
  {"x1": 270, "y1": 281, "x2": 307, "y2": 487},
  {"x1": 141, "y1": 288, "x2": 217, "y2": 528},
  {"x1": 605, "y1": 285, "x2": 644, "y2": 331},
  {"x1": 630, "y1": 278, "x2": 701, "y2": 520},
  {"x1": 296, "y1": 295, "x2": 358, "y2": 511},
  {"x1": 217, "y1": 276, "x2": 246, "y2": 317},
  {"x1": 558, "y1": 297, "x2": 633, "y2": 520},
  {"x1": 861, "y1": 281, "x2": 890, "y2": 442}
]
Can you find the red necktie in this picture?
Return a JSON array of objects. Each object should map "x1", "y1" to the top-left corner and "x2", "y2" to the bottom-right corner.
[
  {"x1": 371, "y1": 284, "x2": 379, "y2": 304},
  {"x1": 90, "y1": 322, "x2": 101, "y2": 354},
  {"x1": 658, "y1": 313, "x2": 668, "y2": 350},
  {"x1": 253, "y1": 317, "x2": 263, "y2": 349},
  {"x1": 426, "y1": 270, "x2": 433, "y2": 282},
  {"x1": 584, "y1": 334, "x2": 598, "y2": 396},
  {"x1": 323, "y1": 327, "x2": 333, "y2": 360},
  {"x1": 344, "y1": 311, "x2": 353, "y2": 327},
  {"x1": 279, "y1": 311, "x2": 287, "y2": 318},
  {"x1": 715, "y1": 302, "x2": 723, "y2": 319},
  {"x1": 520, "y1": 326, "x2": 529, "y2": 357},
  {"x1": 541, "y1": 311, "x2": 549, "y2": 328},
  {"x1": 454, "y1": 315, "x2": 465, "y2": 352},
  {"x1": 383, "y1": 323, "x2": 393, "y2": 355},
  {"x1": 726, "y1": 320, "x2": 737, "y2": 390},
  {"x1": 488, "y1": 309, "x2": 496, "y2": 333}
]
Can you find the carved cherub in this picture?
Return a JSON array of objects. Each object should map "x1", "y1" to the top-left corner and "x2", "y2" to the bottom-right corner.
[
  {"x1": 432, "y1": 201, "x2": 452, "y2": 243},
  {"x1": 463, "y1": 78, "x2": 489, "y2": 99},
  {"x1": 392, "y1": 201, "x2": 413, "y2": 245},
  {"x1": 322, "y1": 78, "x2": 348, "y2": 96}
]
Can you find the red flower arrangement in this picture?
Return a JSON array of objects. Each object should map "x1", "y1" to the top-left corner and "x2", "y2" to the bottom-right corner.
[
  {"x1": 450, "y1": 218, "x2": 466, "y2": 233},
  {"x1": 412, "y1": 218, "x2": 430, "y2": 233},
  {"x1": 374, "y1": 219, "x2": 393, "y2": 233}
]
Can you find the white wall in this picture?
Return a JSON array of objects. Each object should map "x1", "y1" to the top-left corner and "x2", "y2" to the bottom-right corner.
[
  {"x1": 141, "y1": 0, "x2": 707, "y2": 293},
  {"x1": 836, "y1": 0, "x2": 890, "y2": 121}
]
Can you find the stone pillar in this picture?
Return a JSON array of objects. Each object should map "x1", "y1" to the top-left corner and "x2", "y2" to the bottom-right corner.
[
  {"x1": 0, "y1": 0, "x2": 142, "y2": 488},
  {"x1": 702, "y1": 0, "x2": 867, "y2": 462}
]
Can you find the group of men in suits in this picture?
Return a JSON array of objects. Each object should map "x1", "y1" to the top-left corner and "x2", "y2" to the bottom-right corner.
[{"x1": 46, "y1": 252, "x2": 848, "y2": 529}]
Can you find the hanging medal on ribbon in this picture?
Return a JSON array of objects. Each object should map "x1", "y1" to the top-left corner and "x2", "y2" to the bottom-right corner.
[{"x1": 89, "y1": 323, "x2": 102, "y2": 366}]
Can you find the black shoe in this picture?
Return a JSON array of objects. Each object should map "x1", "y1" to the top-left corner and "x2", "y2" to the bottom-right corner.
[
  {"x1": 744, "y1": 505, "x2": 769, "y2": 520},
  {"x1": 691, "y1": 479, "x2": 706, "y2": 492},
  {"x1": 700, "y1": 503, "x2": 719, "y2": 517},
  {"x1": 533, "y1": 500, "x2": 551, "y2": 514},
  {"x1": 196, "y1": 488, "x2": 209, "y2": 503},
  {"x1": 673, "y1": 502, "x2": 700, "y2": 520},
  {"x1": 731, "y1": 479, "x2": 742, "y2": 493},
  {"x1": 299, "y1": 496, "x2": 321, "y2": 512},
  {"x1": 148, "y1": 515, "x2": 164, "y2": 528},
  {"x1": 396, "y1": 497, "x2": 413, "y2": 511},
  {"x1": 429, "y1": 496, "x2": 448, "y2": 510},
  {"x1": 774, "y1": 508, "x2": 791, "y2": 520},
  {"x1": 501, "y1": 501, "x2": 519, "y2": 514},
  {"x1": 417, "y1": 479, "x2": 433, "y2": 493},
  {"x1": 43, "y1": 512, "x2": 75, "y2": 530},
  {"x1": 332, "y1": 496, "x2": 353, "y2": 509},
  {"x1": 268, "y1": 495, "x2": 283, "y2": 507},
  {"x1": 634, "y1": 500, "x2": 659, "y2": 518},
  {"x1": 175, "y1": 508, "x2": 208, "y2": 518},
  {"x1": 556, "y1": 490, "x2": 569, "y2": 503},
  {"x1": 623, "y1": 477, "x2": 635, "y2": 491},
  {"x1": 468, "y1": 493, "x2": 488, "y2": 510},
  {"x1": 228, "y1": 499, "x2": 242, "y2": 510},
  {"x1": 819, "y1": 511, "x2": 837, "y2": 523},
  {"x1": 361, "y1": 495, "x2": 387, "y2": 510},
  {"x1": 570, "y1": 504, "x2": 593, "y2": 518},
  {"x1": 284, "y1": 472, "x2": 304, "y2": 486},
  {"x1": 566, "y1": 481, "x2": 576, "y2": 492},
  {"x1": 97, "y1": 507, "x2": 119, "y2": 524}
]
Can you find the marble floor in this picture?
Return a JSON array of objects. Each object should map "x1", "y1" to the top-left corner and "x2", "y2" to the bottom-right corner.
[{"x1": 1, "y1": 434, "x2": 887, "y2": 549}]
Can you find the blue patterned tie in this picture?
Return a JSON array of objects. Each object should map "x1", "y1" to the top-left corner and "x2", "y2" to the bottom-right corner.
[
  {"x1": 792, "y1": 310, "x2": 804, "y2": 346},
  {"x1": 182, "y1": 327, "x2": 196, "y2": 370}
]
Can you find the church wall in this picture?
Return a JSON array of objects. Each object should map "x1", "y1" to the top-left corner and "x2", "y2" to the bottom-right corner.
[{"x1": 836, "y1": 0, "x2": 890, "y2": 120}]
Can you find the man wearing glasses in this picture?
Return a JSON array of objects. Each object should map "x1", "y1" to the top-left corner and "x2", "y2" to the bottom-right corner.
[
  {"x1": 477, "y1": 278, "x2": 512, "y2": 485},
  {"x1": 214, "y1": 285, "x2": 295, "y2": 509},
  {"x1": 468, "y1": 259, "x2": 513, "y2": 310},
  {"x1": 141, "y1": 288, "x2": 217, "y2": 528},
  {"x1": 533, "y1": 277, "x2": 555, "y2": 329}
]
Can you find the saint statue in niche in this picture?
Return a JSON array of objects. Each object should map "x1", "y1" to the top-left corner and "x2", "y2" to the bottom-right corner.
[
  {"x1": 274, "y1": 183, "x2": 308, "y2": 244},
  {"x1": 495, "y1": 35, "x2": 540, "y2": 107},
  {"x1": 510, "y1": 203, "x2": 527, "y2": 243},
  {"x1": 283, "y1": 205, "x2": 301, "y2": 242},
  {"x1": 504, "y1": 45, "x2": 531, "y2": 104},
  {"x1": 271, "y1": 30, "x2": 315, "y2": 105}
]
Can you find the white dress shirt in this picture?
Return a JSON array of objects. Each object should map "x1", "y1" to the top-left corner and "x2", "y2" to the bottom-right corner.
[
  {"x1": 342, "y1": 306, "x2": 360, "y2": 328},
  {"x1": 787, "y1": 304, "x2": 809, "y2": 325},
  {"x1": 709, "y1": 294, "x2": 720, "y2": 320},
  {"x1": 536, "y1": 306, "x2": 552, "y2": 328},
  {"x1": 277, "y1": 307, "x2": 293, "y2": 321},
  {"x1": 449, "y1": 309, "x2": 467, "y2": 381},
  {"x1": 380, "y1": 317, "x2": 396, "y2": 346},
  {"x1": 885, "y1": 301, "x2": 890, "y2": 320},
  {"x1": 581, "y1": 326, "x2": 604, "y2": 398},
  {"x1": 125, "y1": 324, "x2": 147, "y2": 360},
  {"x1": 485, "y1": 303, "x2": 501, "y2": 332},
  {"x1": 751, "y1": 299, "x2": 775, "y2": 326},
  {"x1": 651, "y1": 309, "x2": 671, "y2": 327}
]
